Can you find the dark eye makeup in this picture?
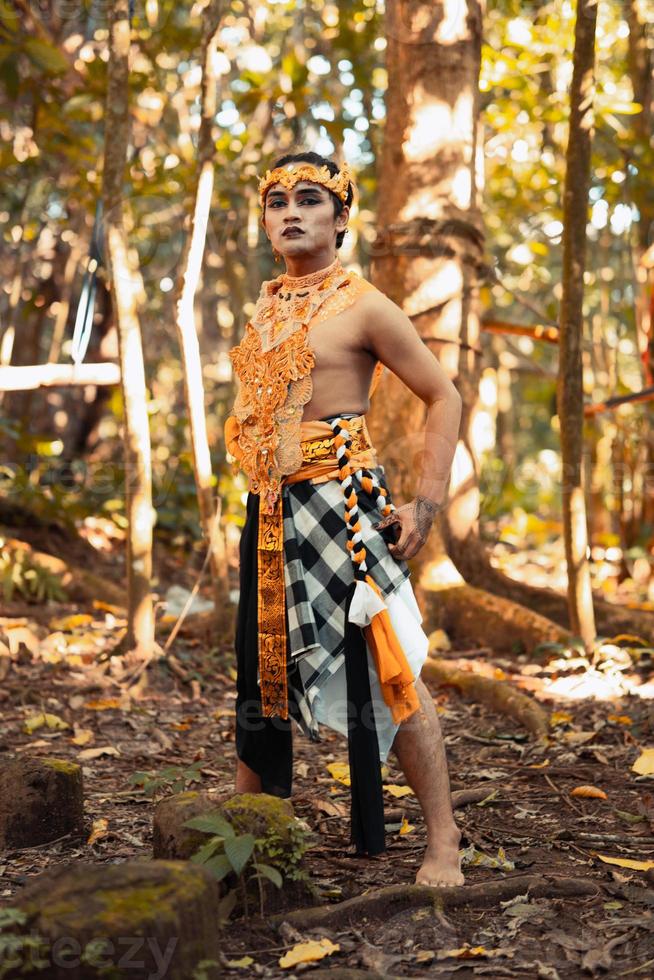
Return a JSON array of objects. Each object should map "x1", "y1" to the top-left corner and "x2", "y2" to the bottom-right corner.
[{"x1": 268, "y1": 196, "x2": 321, "y2": 207}]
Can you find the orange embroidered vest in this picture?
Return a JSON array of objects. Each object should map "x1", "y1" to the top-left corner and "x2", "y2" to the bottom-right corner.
[{"x1": 225, "y1": 256, "x2": 383, "y2": 513}]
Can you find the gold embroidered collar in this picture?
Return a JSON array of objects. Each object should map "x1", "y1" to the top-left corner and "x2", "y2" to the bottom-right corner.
[{"x1": 250, "y1": 255, "x2": 347, "y2": 352}]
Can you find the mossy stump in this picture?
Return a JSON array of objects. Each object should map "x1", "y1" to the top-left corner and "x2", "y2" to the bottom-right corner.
[
  {"x1": 0, "y1": 756, "x2": 83, "y2": 850},
  {"x1": 154, "y1": 791, "x2": 320, "y2": 917},
  {"x1": 152, "y1": 790, "x2": 229, "y2": 860},
  {"x1": 7, "y1": 860, "x2": 221, "y2": 979}
]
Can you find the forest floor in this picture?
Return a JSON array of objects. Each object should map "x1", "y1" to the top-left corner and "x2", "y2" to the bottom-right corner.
[{"x1": 1, "y1": 512, "x2": 654, "y2": 978}]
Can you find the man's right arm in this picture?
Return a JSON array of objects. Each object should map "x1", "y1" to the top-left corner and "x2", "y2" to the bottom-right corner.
[{"x1": 357, "y1": 289, "x2": 462, "y2": 560}]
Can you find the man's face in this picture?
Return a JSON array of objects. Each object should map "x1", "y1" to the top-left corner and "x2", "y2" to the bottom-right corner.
[{"x1": 262, "y1": 178, "x2": 349, "y2": 258}]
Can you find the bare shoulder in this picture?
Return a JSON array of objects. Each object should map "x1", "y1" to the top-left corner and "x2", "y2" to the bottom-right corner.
[
  {"x1": 352, "y1": 280, "x2": 418, "y2": 347},
  {"x1": 350, "y1": 280, "x2": 408, "y2": 346},
  {"x1": 350, "y1": 277, "x2": 459, "y2": 404},
  {"x1": 353, "y1": 280, "x2": 401, "y2": 320}
]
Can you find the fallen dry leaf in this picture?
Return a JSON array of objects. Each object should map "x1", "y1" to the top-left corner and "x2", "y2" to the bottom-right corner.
[
  {"x1": 632, "y1": 747, "x2": 654, "y2": 776},
  {"x1": 460, "y1": 844, "x2": 515, "y2": 871},
  {"x1": 3, "y1": 625, "x2": 41, "y2": 657},
  {"x1": 83, "y1": 698, "x2": 122, "y2": 711},
  {"x1": 384, "y1": 784, "x2": 413, "y2": 798},
  {"x1": 595, "y1": 853, "x2": 654, "y2": 872},
  {"x1": 92, "y1": 600, "x2": 125, "y2": 616},
  {"x1": 428, "y1": 629, "x2": 451, "y2": 652},
  {"x1": 78, "y1": 746, "x2": 121, "y2": 760},
  {"x1": 311, "y1": 797, "x2": 347, "y2": 818},
  {"x1": 49, "y1": 613, "x2": 93, "y2": 631},
  {"x1": 71, "y1": 728, "x2": 94, "y2": 747},
  {"x1": 279, "y1": 938, "x2": 340, "y2": 969},
  {"x1": 570, "y1": 785, "x2": 608, "y2": 800},
  {"x1": 436, "y1": 944, "x2": 508, "y2": 960},
  {"x1": 549, "y1": 711, "x2": 573, "y2": 727},
  {"x1": 87, "y1": 818, "x2": 109, "y2": 845},
  {"x1": 212, "y1": 708, "x2": 235, "y2": 721},
  {"x1": 24, "y1": 712, "x2": 69, "y2": 734},
  {"x1": 399, "y1": 816, "x2": 415, "y2": 835},
  {"x1": 326, "y1": 761, "x2": 351, "y2": 786},
  {"x1": 563, "y1": 731, "x2": 596, "y2": 745}
]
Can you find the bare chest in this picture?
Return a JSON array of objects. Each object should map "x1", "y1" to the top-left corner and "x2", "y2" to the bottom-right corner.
[
  {"x1": 302, "y1": 307, "x2": 377, "y2": 419},
  {"x1": 307, "y1": 305, "x2": 370, "y2": 370}
]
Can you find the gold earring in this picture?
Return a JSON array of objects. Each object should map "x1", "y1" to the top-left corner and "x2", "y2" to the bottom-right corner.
[{"x1": 273, "y1": 248, "x2": 281, "y2": 262}]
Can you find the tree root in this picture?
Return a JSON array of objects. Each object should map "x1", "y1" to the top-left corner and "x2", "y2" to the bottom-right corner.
[
  {"x1": 271, "y1": 874, "x2": 601, "y2": 931},
  {"x1": 423, "y1": 657, "x2": 549, "y2": 736},
  {"x1": 383, "y1": 788, "x2": 502, "y2": 822},
  {"x1": 4, "y1": 537, "x2": 125, "y2": 607},
  {"x1": 422, "y1": 582, "x2": 570, "y2": 655},
  {"x1": 440, "y1": 530, "x2": 654, "y2": 642},
  {"x1": 451, "y1": 786, "x2": 498, "y2": 807},
  {"x1": 485, "y1": 574, "x2": 654, "y2": 643}
]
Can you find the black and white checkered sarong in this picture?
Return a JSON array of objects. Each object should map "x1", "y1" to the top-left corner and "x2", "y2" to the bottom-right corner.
[{"x1": 281, "y1": 461, "x2": 411, "y2": 741}]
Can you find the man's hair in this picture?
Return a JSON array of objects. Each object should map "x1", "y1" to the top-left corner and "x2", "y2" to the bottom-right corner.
[{"x1": 264, "y1": 150, "x2": 353, "y2": 249}]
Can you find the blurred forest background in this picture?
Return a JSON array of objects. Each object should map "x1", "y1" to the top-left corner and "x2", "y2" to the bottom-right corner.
[
  {"x1": 3, "y1": 4, "x2": 654, "y2": 969},
  {"x1": 1, "y1": 0, "x2": 653, "y2": 656}
]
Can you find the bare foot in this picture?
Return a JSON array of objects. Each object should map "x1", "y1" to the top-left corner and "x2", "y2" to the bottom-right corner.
[{"x1": 415, "y1": 829, "x2": 465, "y2": 887}]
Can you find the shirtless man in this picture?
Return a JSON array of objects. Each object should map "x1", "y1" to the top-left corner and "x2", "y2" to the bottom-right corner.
[{"x1": 229, "y1": 151, "x2": 464, "y2": 888}]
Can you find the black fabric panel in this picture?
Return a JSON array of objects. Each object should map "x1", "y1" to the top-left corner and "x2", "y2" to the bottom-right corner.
[
  {"x1": 234, "y1": 490, "x2": 293, "y2": 798},
  {"x1": 343, "y1": 584, "x2": 386, "y2": 856}
]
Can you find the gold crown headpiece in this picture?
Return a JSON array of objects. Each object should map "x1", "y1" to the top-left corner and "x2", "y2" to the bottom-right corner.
[{"x1": 258, "y1": 161, "x2": 356, "y2": 207}]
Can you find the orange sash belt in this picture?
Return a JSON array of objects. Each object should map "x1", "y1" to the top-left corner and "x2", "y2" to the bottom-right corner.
[{"x1": 225, "y1": 414, "x2": 419, "y2": 725}]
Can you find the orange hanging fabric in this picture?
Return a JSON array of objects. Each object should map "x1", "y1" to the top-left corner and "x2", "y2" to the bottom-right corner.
[{"x1": 362, "y1": 573, "x2": 420, "y2": 723}]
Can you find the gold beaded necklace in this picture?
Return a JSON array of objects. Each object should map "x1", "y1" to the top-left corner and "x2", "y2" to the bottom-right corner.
[{"x1": 250, "y1": 255, "x2": 348, "y2": 351}]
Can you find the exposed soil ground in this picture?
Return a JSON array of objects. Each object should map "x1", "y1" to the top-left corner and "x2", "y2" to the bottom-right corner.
[{"x1": 1, "y1": 516, "x2": 654, "y2": 978}]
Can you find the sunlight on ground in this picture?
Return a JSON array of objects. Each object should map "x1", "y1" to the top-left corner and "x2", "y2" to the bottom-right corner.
[
  {"x1": 522, "y1": 635, "x2": 654, "y2": 702},
  {"x1": 422, "y1": 555, "x2": 466, "y2": 589},
  {"x1": 542, "y1": 667, "x2": 654, "y2": 702}
]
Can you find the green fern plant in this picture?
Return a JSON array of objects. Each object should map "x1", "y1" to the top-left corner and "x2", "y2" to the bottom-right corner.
[{"x1": 184, "y1": 812, "x2": 304, "y2": 922}]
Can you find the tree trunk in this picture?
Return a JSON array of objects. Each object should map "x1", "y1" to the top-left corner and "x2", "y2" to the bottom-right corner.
[
  {"x1": 102, "y1": 0, "x2": 154, "y2": 656},
  {"x1": 48, "y1": 236, "x2": 84, "y2": 364},
  {"x1": 369, "y1": 0, "x2": 485, "y2": 522},
  {"x1": 369, "y1": 1, "x2": 552, "y2": 634},
  {"x1": 494, "y1": 344, "x2": 516, "y2": 470},
  {"x1": 173, "y1": 0, "x2": 228, "y2": 607},
  {"x1": 556, "y1": 0, "x2": 598, "y2": 650},
  {"x1": 368, "y1": 1, "x2": 652, "y2": 643},
  {"x1": 626, "y1": 0, "x2": 654, "y2": 526},
  {"x1": 69, "y1": 279, "x2": 117, "y2": 456}
]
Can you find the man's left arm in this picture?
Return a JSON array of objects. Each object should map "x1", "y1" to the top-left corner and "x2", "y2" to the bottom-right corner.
[{"x1": 358, "y1": 290, "x2": 463, "y2": 560}]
